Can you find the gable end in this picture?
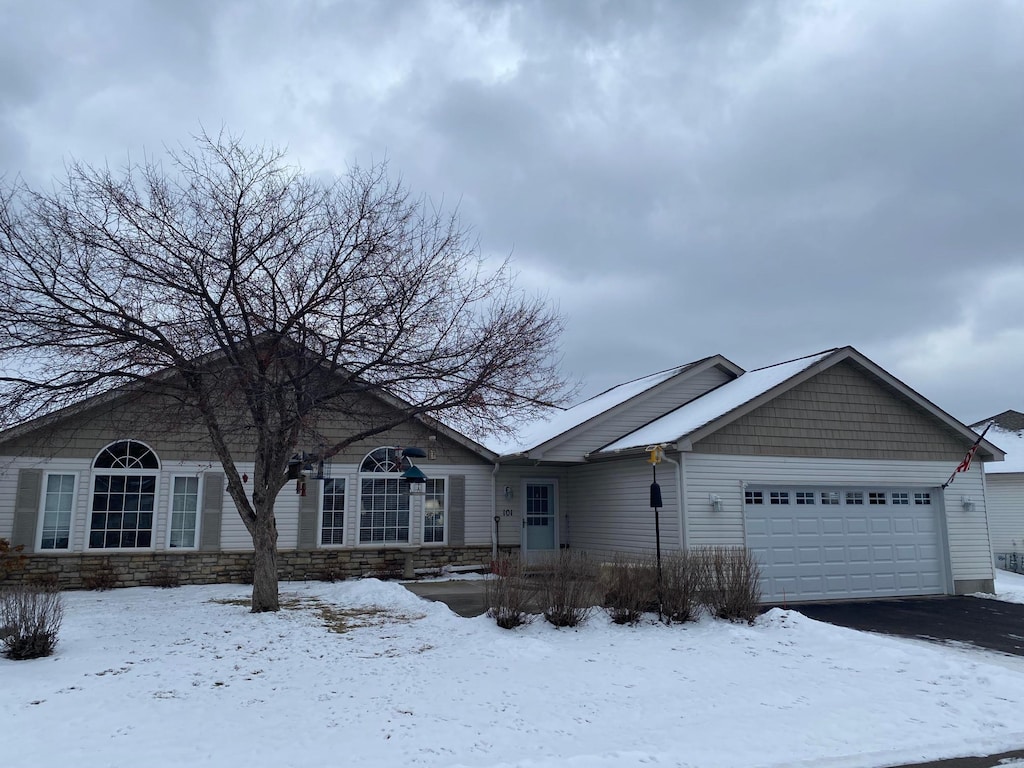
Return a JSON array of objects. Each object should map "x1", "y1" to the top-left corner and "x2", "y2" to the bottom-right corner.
[{"x1": 692, "y1": 360, "x2": 968, "y2": 461}]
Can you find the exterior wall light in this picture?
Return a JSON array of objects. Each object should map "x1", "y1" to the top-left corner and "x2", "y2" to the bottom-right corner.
[
  {"x1": 710, "y1": 494, "x2": 724, "y2": 513},
  {"x1": 960, "y1": 495, "x2": 975, "y2": 512}
]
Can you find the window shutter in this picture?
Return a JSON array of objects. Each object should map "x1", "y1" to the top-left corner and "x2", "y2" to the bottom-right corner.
[
  {"x1": 11, "y1": 469, "x2": 43, "y2": 553},
  {"x1": 448, "y1": 475, "x2": 465, "y2": 546},
  {"x1": 199, "y1": 472, "x2": 224, "y2": 551},
  {"x1": 297, "y1": 484, "x2": 319, "y2": 549}
]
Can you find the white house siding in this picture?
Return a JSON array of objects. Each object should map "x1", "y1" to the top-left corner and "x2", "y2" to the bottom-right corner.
[
  {"x1": 683, "y1": 453, "x2": 993, "y2": 589},
  {"x1": 538, "y1": 368, "x2": 733, "y2": 462},
  {"x1": 985, "y1": 473, "x2": 1024, "y2": 555},
  {"x1": 566, "y1": 460, "x2": 681, "y2": 556}
]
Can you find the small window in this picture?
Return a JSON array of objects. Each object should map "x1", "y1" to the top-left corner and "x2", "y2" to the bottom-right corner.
[
  {"x1": 820, "y1": 491, "x2": 840, "y2": 505},
  {"x1": 770, "y1": 491, "x2": 790, "y2": 505},
  {"x1": 744, "y1": 490, "x2": 763, "y2": 505},
  {"x1": 169, "y1": 476, "x2": 200, "y2": 548},
  {"x1": 321, "y1": 479, "x2": 346, "y2": 546},
  {"x1": 914, "y1": 492, "x2": 932, "y2": 506},
  {"x1": 40, "y1": 474, "x2": 76, "y2": 550},
  {"x1": 868, "y1": 492, "x2": 886, "y2": 505},
  {"x1": 795, "y1": 491, "x2": 815, "y2": 505},
  {"x1": 846, "y1": 491, "x2": 864, "y2": 505},
  {"x1": 423, "y1": 478, "x2": 446, "y2": 544},
  {"x1": 891, "y1": 492, "x2": 909, "y2": 505}
]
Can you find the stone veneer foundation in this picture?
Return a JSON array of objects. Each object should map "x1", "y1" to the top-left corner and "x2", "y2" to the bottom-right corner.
[{"x1": 3, "y1": 546, "x2": 495, "y2": 590}]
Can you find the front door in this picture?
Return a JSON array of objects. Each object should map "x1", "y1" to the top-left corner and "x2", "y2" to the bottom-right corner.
[{"x1": 523, "y1": 481, "x2": 558, "y2": 560}]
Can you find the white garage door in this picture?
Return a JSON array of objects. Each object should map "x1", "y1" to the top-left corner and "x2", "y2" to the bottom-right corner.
[{"x1": 744, "y1": 487, "x2": 946, "y2": 603}]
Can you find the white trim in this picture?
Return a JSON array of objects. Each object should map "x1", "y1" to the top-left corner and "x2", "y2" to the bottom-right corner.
[
  {"x1": 318, "y1": 476, "x2": 348, "y2": 549},
  {"x1": 165, "y1": 473, "x2": 203, "y2": 551},
  {"x1": 92, "y1": 438, "x2": 162, "y2": 470},
  {"x1": 35, "y1": 471, "x2": 78, "y2": 552}
]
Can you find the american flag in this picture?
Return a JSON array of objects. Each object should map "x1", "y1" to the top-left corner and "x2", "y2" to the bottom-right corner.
[{"x1": 942, "y1": 422, "x2": 991, "y2": 489}]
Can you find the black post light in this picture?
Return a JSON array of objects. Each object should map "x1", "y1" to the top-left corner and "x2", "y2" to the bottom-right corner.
[{"x1": 647, "y1": 444, "x2": 665, "y2": 621}]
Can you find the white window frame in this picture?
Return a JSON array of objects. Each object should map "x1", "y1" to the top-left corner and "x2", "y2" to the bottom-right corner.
[
  {"x1": 357, "y1": 448, "x2": 411, "y2": 546},
  {"x1": 166, "y1": 474, "x2": 203, "y2": 550},
  {"x1": 421, "y1": 476, "x2": 448, "y2": 546},
  {"x1": 36, "y1": 472, "x2": 77, "y2": 551},
  {"x1": 319, "y1": 477, "x2": 347, "y2": 548},
  {"x1": 87, "y1": 440, "x2": 160, "y2": 551}
]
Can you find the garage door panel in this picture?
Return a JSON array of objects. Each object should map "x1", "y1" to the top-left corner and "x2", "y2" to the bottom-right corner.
[
  {"x1": 846, "y1": 517, "x2": 869, "y2": 534},
  {"x1": 871, "y1": 518, "x2": 893, "y2": 534},
  {"x1": 821, "y1": 517, "x2": 844, "y2": 535},
  {"x1": 746, "y1": 485, "x2": 946, "y2": 602}
]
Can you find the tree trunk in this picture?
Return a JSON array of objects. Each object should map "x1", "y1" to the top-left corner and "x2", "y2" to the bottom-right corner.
[{"x1": 250, "y1": 502, "x2": 280, "y2": 612}]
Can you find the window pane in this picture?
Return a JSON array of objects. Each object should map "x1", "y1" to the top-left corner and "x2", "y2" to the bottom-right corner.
[
  {"x1": 320, "y1": 479, "x2": 346, "y2": 546},
  {"x1": 90, "y1": 474, "x2": 156, "y2": 548},
  {"x1": 40, "y1": 474, "x2": 75, "y2": 550},
  {"x1": 169, "y1": 476, "x2": 200, "y2": 549}
]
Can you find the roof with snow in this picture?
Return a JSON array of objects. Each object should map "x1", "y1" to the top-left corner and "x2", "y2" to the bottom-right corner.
[
  {"x1": 487, "y1": 360, "x2": 707, "y2": 456},
  {"x1": 599, "y1": 351, "x2": 836, "y2": 453},
  {"x1": 972, "y1": 412, "x2": 1024, "y2": 474}
]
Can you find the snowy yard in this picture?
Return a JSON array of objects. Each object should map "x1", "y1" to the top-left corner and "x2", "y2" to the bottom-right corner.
[{"x1": 6, "y1": 575, "x2": 1024, "y2": 768}]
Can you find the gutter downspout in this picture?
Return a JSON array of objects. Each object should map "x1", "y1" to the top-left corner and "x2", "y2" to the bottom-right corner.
[
  {"x1": 491, "y1": 462, "x2": 501, "y2": 560},
  {"x1": 661, "y1": 452, "x2": 686, "y2": 550}
]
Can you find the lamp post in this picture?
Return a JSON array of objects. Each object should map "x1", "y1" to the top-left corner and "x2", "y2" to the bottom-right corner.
[{"x1": 647, "y1": 445, "x2": 665, "y2": 621}]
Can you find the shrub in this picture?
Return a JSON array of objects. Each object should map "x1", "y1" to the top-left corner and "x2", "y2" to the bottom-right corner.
[
  {"x1": 486, "y1": 554, "x2": 535, "y2": 629},
  {"x1": 701, "y1": 546, "x2": 762, "y2": 623},
  {"x1": 1, "y1": 538, "x2": 26, "y2": 581},
  {"x1": 661, "y1": 550, "x2": 703, "y2": 624},
  {"x1": 536, "y1": 550, "x2": 597, "y2": 628},
  {"x1": 82, "y1": 559, "x2": 118, "y2": 591},
  {"x1": 149, "y1": 567, "x2": 181, "y2": 589},
  {"x1": 1, "y1": 585, "x2": 64, "y2": 660},
  {"x1": 600, "y1": 552, "x2": 658, "y2": 625}
]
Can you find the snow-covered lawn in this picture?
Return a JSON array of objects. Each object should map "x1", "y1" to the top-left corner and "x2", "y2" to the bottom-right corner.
[{"x1": 5, "y1": 577, "x2": 1024, "y2": 768}]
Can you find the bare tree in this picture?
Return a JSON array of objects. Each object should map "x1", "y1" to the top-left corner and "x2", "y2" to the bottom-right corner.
[{"x1": 0, "y1": 132, "x2": 566, "y2": 611}]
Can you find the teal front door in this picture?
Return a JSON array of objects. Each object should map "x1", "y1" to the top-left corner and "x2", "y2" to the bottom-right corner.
[{"x1": 523, "y1": 481, "x2": 557, "y2": 559}]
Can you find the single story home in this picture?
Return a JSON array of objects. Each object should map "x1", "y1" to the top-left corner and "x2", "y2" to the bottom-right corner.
[
  {"x1": 971, "y1": 410, "x2": 1024, "y2": 569},
  {"x1": 0, "y1": 346, "x2": 1003, "y2": 603}
]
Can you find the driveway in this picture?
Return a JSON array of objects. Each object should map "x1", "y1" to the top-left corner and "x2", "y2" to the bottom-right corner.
[{"x1": 795, "y1": 596, "x2": 1024, "y2": 656}]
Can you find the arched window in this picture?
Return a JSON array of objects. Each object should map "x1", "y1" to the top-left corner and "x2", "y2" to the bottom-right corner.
[
  {"x1": 89, "y1": 440, "x2": 159, "y2": 549},
  {"x1": 358, "y1": 448, "x2": 409, "y2": 543}
]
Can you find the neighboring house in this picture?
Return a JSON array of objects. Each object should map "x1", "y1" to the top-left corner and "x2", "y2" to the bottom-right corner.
[
  {"x1": 971, "y1": 410, "x2": 1024, "y2": 568},
  {"x1": 0, "y1": 346, "x2": 1003, "y2": 603}
]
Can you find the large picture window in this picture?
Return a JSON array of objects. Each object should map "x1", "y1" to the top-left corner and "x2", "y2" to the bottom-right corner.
[
  {"x1": 40, "y1": 473, "x2": 76, "y2": 550},
  {"x1": 169, "y1": 476, "x2": 200, "y2": 549},
  {"x1": 89, "y1": 440, "x2": 159, "y2": 549},
  {"x1": 358, "y1": 448, "x2": 409, "y2": 543}
]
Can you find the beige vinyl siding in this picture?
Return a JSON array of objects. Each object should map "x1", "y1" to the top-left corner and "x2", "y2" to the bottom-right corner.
[
  {"x1": 985, "y1": 473, "x2": 1024, "y2": 554},
  {"x1": 683, "y1": 453, "x2": 993, "y2": 584},
  {"x1": 566, "y1": 460, "x2": 680, "y2": 556},
  {"x1": 538, "y1": 368, "x2": 733, "y2": 462}
]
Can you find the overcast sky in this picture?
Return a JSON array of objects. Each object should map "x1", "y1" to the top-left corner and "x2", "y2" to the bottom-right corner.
[{"x1": 2, "y1": 0, "x2": 1022, "y2": 425}]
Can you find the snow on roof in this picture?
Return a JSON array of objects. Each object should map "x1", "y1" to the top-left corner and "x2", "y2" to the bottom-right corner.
[
  {"x1": 984, "y1": 426, "x2": 1024, "y2": 474},
  {"x1": 600, "y1": 350, "x2": 836, "y2": 453},
  {"x1": 487, "y1": 361, "x2": 702, "y2": 456}
]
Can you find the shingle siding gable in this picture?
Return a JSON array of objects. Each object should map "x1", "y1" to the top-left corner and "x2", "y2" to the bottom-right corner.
[{"x1": 692, "y1": 361, "x2": 967, "y2": 461}]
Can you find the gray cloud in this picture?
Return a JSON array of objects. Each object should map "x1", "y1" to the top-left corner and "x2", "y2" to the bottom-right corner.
[{"x1": 2, "y1": 0, "x2": 1022, "y2": 422}]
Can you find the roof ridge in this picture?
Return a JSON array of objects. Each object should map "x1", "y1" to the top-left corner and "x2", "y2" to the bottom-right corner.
[
  {"x1": 749, "y1": 348, "x2": 839, "y2": 373},
  {"x1": 570, "y1": 357, "x2": 709, "y2": 408}
]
